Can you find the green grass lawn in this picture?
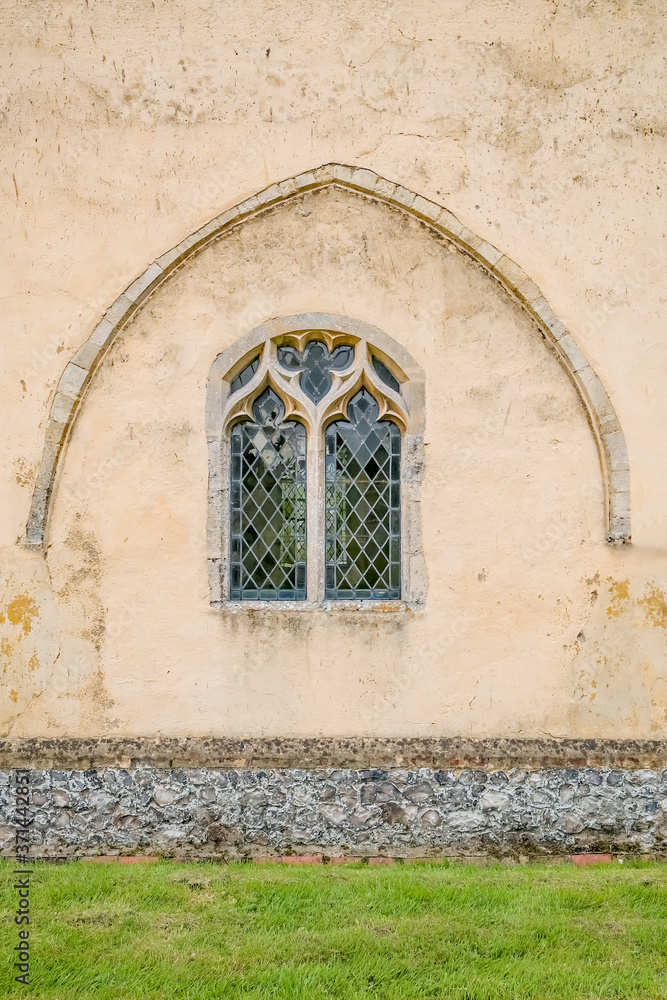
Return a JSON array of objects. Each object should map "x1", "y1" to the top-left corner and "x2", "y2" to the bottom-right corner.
[{"x1": 2, "y1": 858, "x2": 667, "y2": 999}]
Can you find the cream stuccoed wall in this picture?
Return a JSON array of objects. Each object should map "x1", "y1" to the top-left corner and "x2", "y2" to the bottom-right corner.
[{"x1": 2, "y1": 0, "x2": 667, "y2": 740}]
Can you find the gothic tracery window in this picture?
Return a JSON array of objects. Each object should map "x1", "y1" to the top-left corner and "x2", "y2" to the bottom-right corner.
[{"x1": 220, "y1": 329, "x2": 409, "y2": 604}]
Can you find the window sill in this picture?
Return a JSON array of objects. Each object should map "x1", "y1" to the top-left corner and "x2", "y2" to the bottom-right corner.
[{"x1": 211, "y1": 600, "x2": 418, "y2": 614}]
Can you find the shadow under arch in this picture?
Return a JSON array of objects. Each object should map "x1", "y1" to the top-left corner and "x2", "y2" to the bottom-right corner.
[{"x1": 24, "y1": 163, "x2": 630, "y2": 549}]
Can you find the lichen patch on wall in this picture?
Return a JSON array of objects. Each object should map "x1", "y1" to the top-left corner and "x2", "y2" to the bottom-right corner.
[
  {"x1": 2, "y1": 593, "x2": 39, "y2": 634},
  {"x1": 0, "y1": 551, "x2": 59, "y2": 734},
  {"x1": 606, "y1": 579, "x2": 630, "y2": 619},
  {"x1": 639, "y1": 585, "x2": 667, "y2": 631}
]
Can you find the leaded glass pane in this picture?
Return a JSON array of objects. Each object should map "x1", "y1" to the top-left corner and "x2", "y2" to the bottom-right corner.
[
  {"x1": 230, "y1": 388, "x2": 306, "y2": 601},
  {"x1": 372, "y1": 355, "x2": 401, "y2": 393},
  {"x1": 324, "y1": 389, "x2": 401, "y2": 600},
  {"x1": 230, "y1": 356, "x2": 260, "y2": 394},
  {"x1": 277, "y1": 340, "x2": 354, "y2": 404}
]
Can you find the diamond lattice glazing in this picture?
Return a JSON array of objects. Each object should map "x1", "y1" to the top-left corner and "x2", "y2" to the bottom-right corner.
[
  {"x1": 230, "y1": 389, "x2": 307, "y2": 600},
  {"x1": 324, "y1": 389, "x2": 401, "y2": 600}
]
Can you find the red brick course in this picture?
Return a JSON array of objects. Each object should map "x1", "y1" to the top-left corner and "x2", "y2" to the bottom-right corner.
[
  {"x1": 253, "y1": 855, "x2": 323, "y2": 864},
  {"x1": 80, "y1": 856, "x2": 159, "y2": 864}
]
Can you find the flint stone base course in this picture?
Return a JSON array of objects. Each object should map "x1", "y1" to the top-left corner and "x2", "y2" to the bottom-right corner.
[{"x1": 2, "y1": 763, "x2": 667, "y2": 858}]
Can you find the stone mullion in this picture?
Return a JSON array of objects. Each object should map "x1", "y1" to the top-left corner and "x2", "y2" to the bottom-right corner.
[{"x1": 306, "y1": 422, "x2": 325, "y2": 602}]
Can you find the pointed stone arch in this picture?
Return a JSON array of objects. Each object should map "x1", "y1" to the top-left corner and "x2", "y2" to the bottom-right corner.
[{"x1": 24, "y1": 163, "x2": 630, "y2": 549}]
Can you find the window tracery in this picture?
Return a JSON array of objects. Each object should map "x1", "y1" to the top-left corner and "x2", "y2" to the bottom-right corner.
[{"x1": 221, "y1": 328, "x2": 410, "y2": 603}]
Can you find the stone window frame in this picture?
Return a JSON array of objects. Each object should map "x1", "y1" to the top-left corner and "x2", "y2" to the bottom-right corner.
[{"x1": 206, "y1": 313, "x2": 427, "y2": 610}]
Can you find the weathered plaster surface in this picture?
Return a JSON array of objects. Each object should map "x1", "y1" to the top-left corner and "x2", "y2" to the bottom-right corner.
[{"x1": 2, "y1": 0, "x2": 667, "y2": 743}]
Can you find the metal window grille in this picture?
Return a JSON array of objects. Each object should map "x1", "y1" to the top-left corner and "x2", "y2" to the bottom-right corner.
[
  {"x1": 324, "y1": 389, "x2": 401, "y2": 600},
  {"x1": 230, "y1": 389, "x2": 307, "y2": 601}
]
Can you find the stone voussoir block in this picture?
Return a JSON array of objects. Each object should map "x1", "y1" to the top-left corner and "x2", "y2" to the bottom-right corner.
[
  {"x1": 103, "y1": 293, "x2": 136, "y2": 330},
  {"x1": 529, "y1": 296, "x2": 567, "y2": 340},
  {"x1": 58, "y1": 363, "x2": 88, "y2": 399},
  {"x1": 45, "y1": 404, "x2": 71, "y2": 437},
  {"x1": 350, "y1": 167, "x2": 379, "y2": 192},
  {"x1": 70, "y1": 339, "x2": 103, "y2": 372},
  {"x1": 436, "y1": 208, "x2": 468, "y2": 243},
  {"x1": 330, "y1": 164, "x2": 354, "y2": 184},
  {"x1": 308, "y1": 164, "x2": 332, "y2": 185},
  {"x1": 576, "y1": 366, "x2": 619, "y2": 431},
  {"x1": 293, "y1": 170, "x2": 317, "y2": 190},
  {"x1": 212, "y1": 206, "x2": 241, "y2": 230},
  {"x1": 191, "y1": 219, "x2": 221, "y2": 243},
  {"x1": 50, "y1": 391, "x2": 77, "y2": 426},
  {"x1": 27, "y1": 488, "x2": 48, "y2": 517},
  {"x1": 491, "y1": 254, "x2": 526, "y2": 290},
  {"x1": 279, "y1": 176, "x2": 302, "y2": 197},
  {"x1": 24, "y1": 499, "x2": 47, "y2": 546},
  {"x1": 607, "y1": 516, "x2": 632, "y2": 543},
  {"x1": 515, "y1": 281, "x2": 545, "y2": 309},
  {"x1": 609, "y1": 490, "x2": 631, "y2": 519},
  {"x1": 255, "y1": 183, "x2": 282, "y2": 208},
  {"x1": 463, "y1": 232, "x2": 504, "y2": 268},
  {"x1": 374, "y1": 177, "x2": 397, "y2": 200},
  {"x1": 493, "y1": 260, "x2": 550, "y2": 317},
  {"x1": 602, "y1": 430, "x2": 630, "y2": 472},
  {"x1": 155, "y1": 244, "x2": 188, "y2": 271},
  {"x1": 411, "y1": 194, "x2": 444, "y2": 224},
  {"x1": 236, "y1": 195, "x2": 260, "y2": 217},
  {"x1": 181, "y1": 230, "x2": 210, "y2": 253},
  {"x1": 391, "y1": 185, "x2": 416, "y2": 209},
  {"x1": 33, "y1": 440, "x2": 61, "y2": 492},
  {"x1": 557, "y1": 334, "x2": 590, "y2": 374},
  {"x1": 89, "y1": 317, "x2": 116, "y2": 349},
  {"x1": 609, "y1": 468, "x2": 630, "y2": 494},
  {"x1": 124, "y1": 262, "x2": 164, "y2": 304}
]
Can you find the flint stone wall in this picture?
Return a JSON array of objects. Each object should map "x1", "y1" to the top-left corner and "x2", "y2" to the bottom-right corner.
[{"x1": 2, "y1": 765, "x2": 667, "y2": 858}]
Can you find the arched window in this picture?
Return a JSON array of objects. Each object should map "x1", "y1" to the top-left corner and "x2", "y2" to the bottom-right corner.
[
  {"x1": 208, "y1": 315, "x2": 424, "y2": 608},
  {"x1": 229, "y1": 389, "x2": 307, "y2": 601},
  {"x1": 325, "y1": 390, "x2": 401, "y2": 600}
]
